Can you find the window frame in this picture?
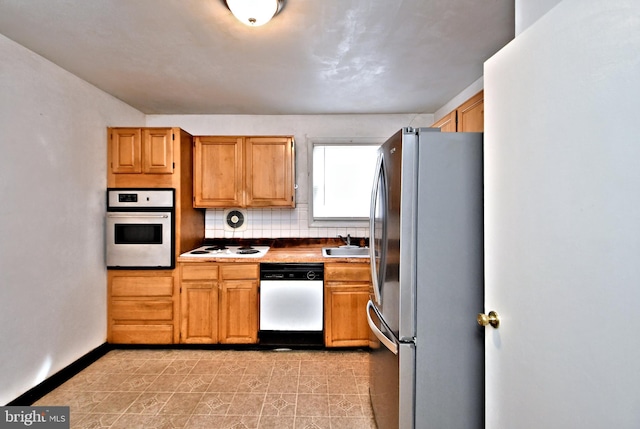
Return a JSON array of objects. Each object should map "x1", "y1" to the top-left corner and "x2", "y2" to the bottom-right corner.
[{"x1": 307, "y1": 137, "x2": 384, "y2": 227}]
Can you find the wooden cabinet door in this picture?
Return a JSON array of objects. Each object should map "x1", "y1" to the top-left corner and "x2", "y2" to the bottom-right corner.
[
  {"x1": 193, "y1": 136, "x2": 244, "y2": 207},
  {"x1": 180, "y1": 281, "x2": 219, "y2": 344},
  {"x1": 179, "y1": 263, "x2": 258, "y2": 345},
  {"x1": 110, "y1": 127, "x2": 175, "y2": 175},
  {"x1": 143, "y1": 128, "x2": 174, "y2": 174},
  {"x1": 431, "y1": 111, "x2": 457, "y2": 132},
  {"x1": 219, "y1": 279, "x2": 258, "y2": 344},
  {"x1": 458, "y1": 90, "x2": 484, "y2": 132},
  {"x1": 180, "y1": 264, "x2": 219, "y2": 344},
  {"x1": 110, "y1": 128, "x2": 142, "y2": 173},
  {"x1": 324, "y1": 283, "x2": 370, "y2": 347},
  {"x1": 245, "y1": 136, "x2": 295, "y2": 207}
]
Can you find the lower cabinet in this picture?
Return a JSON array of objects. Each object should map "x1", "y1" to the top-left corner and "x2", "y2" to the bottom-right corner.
[
  {"x1": 180, "y1": 264, "x2": 219, "y2": 344},
  {"x1": 179, "y1": 263, "x2": 259, "y2": 344},
  {"x1": 108, "y1": 261, "x2": 369, "y2": 347},
  {"x1": 107, "y1": 270, "x2": 178, "y2": 344},
  {"x1": 218, "y1": 264, "x2": 259, "y2": 344},
  {"x1": 324, "y1": 263, "x2": 372, "y2": 347}
]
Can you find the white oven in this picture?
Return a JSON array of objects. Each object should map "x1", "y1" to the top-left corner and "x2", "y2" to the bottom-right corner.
[{"x1": 106, "y1": 188, "x2": 175, "y2": 269}]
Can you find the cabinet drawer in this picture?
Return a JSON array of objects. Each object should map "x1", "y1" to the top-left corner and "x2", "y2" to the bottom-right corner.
[
  {"x1": 325, "y1": 282, "x2": 371, "y2": 291},
  {"x1": 325, "y1": 264, "x2": 371, "y2": 282},
  {"x1": 111, "y1": 300, "x2": 173, "y2": 321},
  {"x1": 181, "y1": 264, "x2": 219, "y2": 281},
  {"x1": 110, "y1": 324, "x2": 173, "y2": 344},
  {"x1": 221, "y1": 263, "x2": 259, "y2": 280},
  {"x1": 111, "y1": 276, "x2": 173, "y2": 297}
]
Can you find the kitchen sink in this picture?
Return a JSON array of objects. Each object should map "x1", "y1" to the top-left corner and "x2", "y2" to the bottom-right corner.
[{"x1": 322, "y1": 247, "x2": 370, "y2": 258}]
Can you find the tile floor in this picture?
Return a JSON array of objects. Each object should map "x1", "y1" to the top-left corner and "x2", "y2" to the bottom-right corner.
[{"x1": 34, "y1": 348, "x2": 377, "y2": 429}]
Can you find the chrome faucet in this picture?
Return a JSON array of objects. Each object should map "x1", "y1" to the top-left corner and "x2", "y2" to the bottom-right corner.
[{"x1": 339, "y1": 234, "x2": 351, "y2": 246}]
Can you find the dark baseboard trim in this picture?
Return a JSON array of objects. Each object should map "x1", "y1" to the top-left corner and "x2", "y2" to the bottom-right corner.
[
  {"x1": 258, "y1": 330, "x2": 325, "y2": 348},
  {"x1": 7, "y1": 343, "x2": 113, "y2": 406}
]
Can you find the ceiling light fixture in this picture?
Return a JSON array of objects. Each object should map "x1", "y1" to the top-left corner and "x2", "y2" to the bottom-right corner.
[{"x1": 225, "y1": 0, "x2": 285, "y2": 27}]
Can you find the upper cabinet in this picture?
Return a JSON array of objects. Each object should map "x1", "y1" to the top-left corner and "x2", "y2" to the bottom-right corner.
[
  {"x1": 109, "y1": 128, "x2": 173, "y2": 175},
  {"x1": 193, "y1": 135, "x2": 295, "y2": 208},
  {"x1": 110, "y1": 128, "x2": 142, "y2": 174},
  {"x1": 107, "y1": 127, "x2": 196, "y2": 190},
  {"x1": 144, "y1": 128, "x2": 175, "y2": 174},
  {"x1": 431, "y1": 90, "x2": 484, "y2": 133},
  {"x1": 458, "y1": 90, "x2": 484, "y2": 132},
  {"x1": 431, "y1": 111, "x2": 457, "y2": 132},
  {"x1": 194, "y1": 136, "x2": 244, "y2": 207}
]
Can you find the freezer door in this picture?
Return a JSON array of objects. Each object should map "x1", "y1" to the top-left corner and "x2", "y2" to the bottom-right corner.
[
  {"x1": 398, "y1": 342, "x2": 417, "y2": 429},
  {"x1": 367, "y1": 299, "x2": 418, "y2": 429},
  {"x1": 368, "y1": 298, "x2": 408, "y2": 429},
  {"x1": 369, "y1": 341, "x2": 400, "y2": 429}
]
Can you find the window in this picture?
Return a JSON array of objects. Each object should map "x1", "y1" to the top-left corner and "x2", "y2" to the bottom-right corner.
[{"x1": 310, "y1": 138, "x2": 382, "y2": 225}]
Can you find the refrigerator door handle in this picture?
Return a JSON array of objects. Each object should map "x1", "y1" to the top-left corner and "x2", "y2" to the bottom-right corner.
[
  {"x1": 369, "y1": 153, "x2": 384, "y2": 305},
  {"x1": 367, "y1": 300, "x2": 399, "y2": 355}
]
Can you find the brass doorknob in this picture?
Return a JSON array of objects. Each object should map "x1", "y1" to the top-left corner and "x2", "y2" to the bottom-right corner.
[{"x1": 477, "y1": 311, "x2": 500, "y2": 329}]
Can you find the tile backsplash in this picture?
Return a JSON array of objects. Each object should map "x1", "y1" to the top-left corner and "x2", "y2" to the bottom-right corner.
[{"x1": 204, "y1": 203, "x2": 369, "y2": 239}]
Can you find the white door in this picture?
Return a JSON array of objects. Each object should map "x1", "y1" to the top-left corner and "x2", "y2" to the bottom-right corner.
[{"x1": 483, "y1": 1, "x2": 640, "y2": 428}]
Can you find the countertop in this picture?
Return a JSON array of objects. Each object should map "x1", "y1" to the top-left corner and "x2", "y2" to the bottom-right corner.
[{"x1": 177, "y1": 238, "x2": 371, "y2": 264}]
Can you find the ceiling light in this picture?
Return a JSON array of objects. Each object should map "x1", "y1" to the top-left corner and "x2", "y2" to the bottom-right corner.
[{"x1": 225, "y1": 0, "x2": 285, "y2": 27}]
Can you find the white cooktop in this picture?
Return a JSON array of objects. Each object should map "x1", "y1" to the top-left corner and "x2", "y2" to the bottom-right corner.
[{"x1": 180, "y1": 245, "x2": 270, "y2": 259}]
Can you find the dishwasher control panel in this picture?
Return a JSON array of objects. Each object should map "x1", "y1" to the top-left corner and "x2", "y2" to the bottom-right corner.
[{"x1": 260, "y1": 263, "x2": 324, "y2": 281}]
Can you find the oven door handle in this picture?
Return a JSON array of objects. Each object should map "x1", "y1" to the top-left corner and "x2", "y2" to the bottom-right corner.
[{"x1": 106, "y1": 214, "x2": 169, "y2": 219}]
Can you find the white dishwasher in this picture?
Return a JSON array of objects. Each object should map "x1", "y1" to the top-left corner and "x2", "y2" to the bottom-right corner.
[{"x1": 259, "y1": 263, "x2": 324, "y2": 346}]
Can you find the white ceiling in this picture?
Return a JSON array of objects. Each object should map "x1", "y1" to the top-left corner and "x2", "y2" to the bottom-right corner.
[{"x1": 0, "y1": 0, "x2": 514, "y2": 115}]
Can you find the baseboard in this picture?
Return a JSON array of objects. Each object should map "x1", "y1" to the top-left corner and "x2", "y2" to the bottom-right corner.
[
  {"x1": 7, "y1": 343, "x2": 113, "y2": 406},
  {"x1": 258, "y1": 330, "x2": 325, "y2": 348}
]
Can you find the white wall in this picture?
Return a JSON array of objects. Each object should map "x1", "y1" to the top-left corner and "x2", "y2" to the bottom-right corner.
[
  {"x1": 515, "y1": 0, "x2": 562, "y2": 35},
  {"x1": 146, "y1": 114, "x2": 433, "y2": 239},
  {"x1": 0, "y1": 34, "x2": 145, "y2": 405}
]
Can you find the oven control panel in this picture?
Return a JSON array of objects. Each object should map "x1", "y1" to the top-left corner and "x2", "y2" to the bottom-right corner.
[
  {"x1": 117, "y1": 193, "x2": 138, "y2": 203},
  {"x1": 107, "y1": 188, "x2": 175, "y2": 209}
]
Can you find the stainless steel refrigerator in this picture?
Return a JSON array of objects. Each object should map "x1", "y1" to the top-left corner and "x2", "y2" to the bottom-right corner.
[{"x1": 367, "y1": 127, "x2": 484, "y2": 429}]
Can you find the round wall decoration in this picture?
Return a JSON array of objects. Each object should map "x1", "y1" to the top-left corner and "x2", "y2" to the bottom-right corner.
[{"x1": 224, "y1": 208, "x2": 248, "y2": 231}]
